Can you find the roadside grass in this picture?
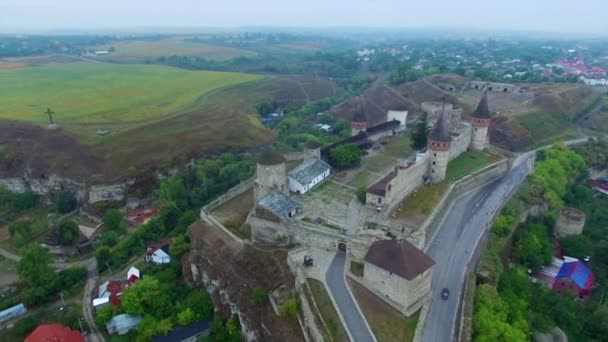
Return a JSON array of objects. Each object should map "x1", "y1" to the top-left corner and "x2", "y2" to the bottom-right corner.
[
  {"x1": 90, "y1": 40, "x2": 258, "y2": 62},
  {"x1": 348, "y1": 278, "x2": 419, "y2": 342},
  {"x1": 307, "y1": 278, "x2": 349, "y2": 342},
  {"x1": 515, "y1": 111, "x2": 579, "y2": 151},
  {"x1": 0, "y1": 62, "x2": 261, "y2": 124},
  {"x1": 211, "y1": 189, "x2": 254, "y2": 239},
  {"x1": 393, "y1": 151, "x2": 499, "y2": 226}
]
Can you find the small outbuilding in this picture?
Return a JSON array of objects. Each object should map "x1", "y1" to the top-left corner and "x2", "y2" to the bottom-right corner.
[
  {"x1": 288, "y1": 158, "x2": 331, "y2": 194},
  {"x1": 146, "y1": 240, "x2": 172, "y2": 265},
  {"x1": 106, "y1": 314, "x2": 143, "y2": 335}
]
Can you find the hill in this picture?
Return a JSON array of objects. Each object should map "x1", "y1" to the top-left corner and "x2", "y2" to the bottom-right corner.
[
  {"x1": 0, "y1": 61, "x2": 341, "y2": 181},
  {"x1": 330, "y1": 79, "x2": 418, "y2": 126}
]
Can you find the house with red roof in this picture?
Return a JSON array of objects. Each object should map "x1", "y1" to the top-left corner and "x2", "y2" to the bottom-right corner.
[
  {"x1": 25, "y1": 324, "x2": 84, "y2": 342},
  {"x1": 535, "y1": 256, "x2": 596, "y2": 298}
]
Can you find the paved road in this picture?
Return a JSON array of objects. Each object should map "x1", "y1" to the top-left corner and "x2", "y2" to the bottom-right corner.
[
  {"x1": 326, "y1": 251, "x2": 375, "y2": 342},
  {"x1": 421, "y1": 153, "x2": 534, "y2": 342}
]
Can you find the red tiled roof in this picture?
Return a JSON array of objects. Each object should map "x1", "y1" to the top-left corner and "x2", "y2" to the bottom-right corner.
[
  {"x1": 25, "y1": 324, "x2": 84, "y2": 342},
  {"x1": 147, "y1": 239, "x2": 171, "y2": 255},
  {"x1": 367, "y1": 171, "x2": 397, "y2": 196},
  {"x1": 365, "y1": 239, "x2": 435, "y2": 280}
]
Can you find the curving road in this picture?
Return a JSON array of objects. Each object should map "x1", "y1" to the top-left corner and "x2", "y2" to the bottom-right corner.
[
  {"x1": 421, "y1": 153, "x2": 534, "y2": 342},
  {"x1": 326, "y1": 251, "x2": 375, "y2": 342}
]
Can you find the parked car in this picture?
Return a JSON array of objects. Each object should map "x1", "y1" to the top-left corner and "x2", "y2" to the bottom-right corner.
[{"x1": 441, "y1": 288, "x2": 450, "y2": 300}]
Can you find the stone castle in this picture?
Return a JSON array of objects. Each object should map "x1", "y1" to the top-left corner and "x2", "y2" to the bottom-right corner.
[
  {"x1": 239, "y1": 92, "x2": 494, "y2": 318},
  {"x1": 366, "y1": 91, "x2": 491, "y2": 213}
]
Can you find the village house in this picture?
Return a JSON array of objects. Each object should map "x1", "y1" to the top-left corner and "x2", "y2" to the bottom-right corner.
[
  {"x1": 127, "y1": 266, "x2": 141, "y2": 286},
  {"x1": 288, "y1": 158, "x2": 331, "y2": 194},
  {"x1": 535, "y1": 256, "x2": 596, "y2": 299},
  {"x1": 25, "y1": 323, "x2": 84, "y2": 342},
  {"x1": 145, "y1": 240, "x2": 172, "y2": 264},
  {"x1": 151, "y1": 319, "x2": 211, "y2": 342}
]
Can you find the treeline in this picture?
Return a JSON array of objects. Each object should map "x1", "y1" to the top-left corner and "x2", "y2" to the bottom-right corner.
[
  {"x1": 474, "y1": 143, "x2": 608, "y2": 341},
  {"x1": 95, "y1": 153, "x2": 254, "y2": 271}
]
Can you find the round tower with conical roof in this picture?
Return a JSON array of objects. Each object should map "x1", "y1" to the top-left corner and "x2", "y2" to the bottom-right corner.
[
  {"x1": 254, "y1": 148, "x2": 288, "y2": 201},
  {"x1": 470, "y1": 91, "x2": 491, "y2": 151},
  {"x1": 427, "y1": 107, "x2": 452, "y2": 183}
]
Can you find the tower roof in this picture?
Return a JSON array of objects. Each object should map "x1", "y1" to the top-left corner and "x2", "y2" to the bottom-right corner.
[
  {"x1": 428, "y1": 106, "x2": 452, "y2": 143},
  {"x1": 364, "y1": 239, "x2": 435, "y2": 280},
  {"x1": 257, "y1": 148, "x2": 286, "y2": 166},
  {"x1": 472, "y1": 91, "x2": 491, "y2": 119}
]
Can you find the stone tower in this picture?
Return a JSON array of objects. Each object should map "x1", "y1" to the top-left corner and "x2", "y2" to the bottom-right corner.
[
  {"x1": 470, "y1": 91, "x2": 491, "y2": 151},
  {"x1": 427, "y1": 107, "x2": 452, "y2": 183},
  {"x1": 254, "y1": 148, "x2": 288, "y2": 201}
]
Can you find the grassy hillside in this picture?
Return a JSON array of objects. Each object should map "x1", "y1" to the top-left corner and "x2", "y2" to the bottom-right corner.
[{"x1": 0, "y1": 62, "x2": 261, "y2": 124}]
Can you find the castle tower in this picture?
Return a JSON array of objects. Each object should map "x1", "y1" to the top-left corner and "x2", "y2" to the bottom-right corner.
[
  {"x1": 254, "y1": 148, "x2": 288, "y2": 201},
  {"x1": 470, "y1": 91, "x2": 492, "y2": 151},
  {"x1": 427, "y1": 107, "x2": 452, "y2": 183}
]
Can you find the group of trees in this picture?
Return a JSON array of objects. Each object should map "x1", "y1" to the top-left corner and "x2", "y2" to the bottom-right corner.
[
  {"x1": 0, "y1": 186, "x2": 37, "y2": 225},
  {"x1": 475, "y1": 142, "x2": 608, "y2": 341},
  {"x1": 329, "y1": 144, "x2": 362, "y2": 169},
  {"x1": 95, "y1": 153, "x2": 251, "y2": 271},
  {"x1": 96, "y1": 262, "x2": 216, "y2": 341},
  {"x1": 17, "y1": 245, "x2": 86, "y2": 306}
]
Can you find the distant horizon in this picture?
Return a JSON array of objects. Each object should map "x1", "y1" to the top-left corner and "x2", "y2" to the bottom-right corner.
[
  {"x1": 1, "y1": 25, "x2": 607, "y2": 40},
  {"x1": 1, "y1": 0, "x2": 607, "y2": 37}
]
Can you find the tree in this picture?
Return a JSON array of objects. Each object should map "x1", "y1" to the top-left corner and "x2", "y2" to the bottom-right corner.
[
  {"x1": 210, "y1": 315, "x2": 228, "y2": 341},
  {"x1": 329, "y1": 144, "x2": 361, "y2": 169},
  {"x1": 95, "y1": 246, "x2": 113, "y2": 270},
  {"x1": 179, "y1": 289, "x2": 213, "y2": 319},
  {"x1": 512, "y1": 222, "x2": 553, "y2": 271},
  {"x1": 18, "y1": 245, "x2": 56, "y2": 289},
  {"x1": 56, "y1": 191, "x2": 77, "y2": 214},
  {"x1": 251, "y1": 287, "x2": 268, "y2": 306},
  {"x1": 226, "y1": 315, "x2": 241, "y2": 342},
  {"x1": 158, "y1": 178, "x2": 189, "y2": 210},
  {"x1": 121, "y1": 277, "x2": 172, "y2": 318},
  {"x1": 100, "y1": 231, "x2": 118, "y2": 247},
  {"x1": 411, "y1": 113, "x2": 431, "y2": 151},
  {"x1": 169, "y1": 235, "x2": 190, "y2": 258},
  {"x1": 586, "y1": 305, "x2": 608, "y2": 339},
  {"x1": 9, "y1": 221, "x2": 32, "y2": 246},
  {"x1": 58, "y1": 220, "x2": 79, "y2": 245},
  {"x1": 356, "y1": 187, "x2": 367, "y2": 204},
  {"x1": 177, "y1": 307, "x2": 197, "y2": 326},
  {"x1": 559, "y1": 235, "x2": 591, "y2": 260},
  {"x1": 103, "y1": 209, "x2": 124, "y2": 232}
]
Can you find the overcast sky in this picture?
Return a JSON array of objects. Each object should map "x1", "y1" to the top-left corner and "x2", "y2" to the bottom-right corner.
[{"x1": 1, "y1": 0, "x2": 607, "y2": 35}]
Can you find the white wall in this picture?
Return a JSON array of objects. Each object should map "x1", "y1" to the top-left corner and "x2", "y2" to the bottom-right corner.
[
  {"x1": 387, "y1": 110, "x2": 408, "y2": 128},
  {"x1": 288, "y1": 169, "x2": 329, "y2": 195},
  {"x1": 448, "y1": 122, "x2": 472, "y2": 161},
  {"x1": 361, "y1": 262, "x2": 432, "y2": 316}
]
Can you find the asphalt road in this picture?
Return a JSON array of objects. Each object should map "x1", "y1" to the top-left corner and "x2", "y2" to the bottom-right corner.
[
  {"x1": 421, "y1": 153, "x2": 534, "y2": 342},
  {"x1": 326, "y1": 251, "x2": 375, "y2": 342}
]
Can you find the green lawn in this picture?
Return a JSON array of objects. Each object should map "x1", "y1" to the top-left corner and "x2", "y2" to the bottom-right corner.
[
  {"x1": 515, "y1": 111, "x2": 579, "y2": 150},
  {"x1": 307, "y1": 278, "x2": 349, "y2": 342},
  {"x1": 91, "y1": 40, "x2": 259, "y2": 62},
  {"x1": 349, "y1": 279, "x2": 419, "y2": 342},
  {"x1": 394, "y1": 151, "x2": 499, "y2": 226},
  {"x1": 0, "y1": 62, "x2": 261, "y2": 124}
]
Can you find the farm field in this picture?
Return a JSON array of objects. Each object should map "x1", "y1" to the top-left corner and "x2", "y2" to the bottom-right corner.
[
  {"x1": 0, "y1": 62, "x2": 261, "y2": 124},
  {"x1": 90, "y1": 39, "x2": 259, "y2": 62}
]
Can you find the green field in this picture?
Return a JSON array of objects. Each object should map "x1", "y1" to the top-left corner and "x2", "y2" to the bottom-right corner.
[
  {"x1": 0, "y1": 62, "x2": 261, "y2": 124},
  {"x1": 91, "y1": 40, "x2": 259, "y2": 62}
]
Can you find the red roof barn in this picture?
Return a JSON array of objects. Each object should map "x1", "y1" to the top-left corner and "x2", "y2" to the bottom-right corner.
[{"x1": 25, "y1": 324, "x2": 84, "y2": 342}]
